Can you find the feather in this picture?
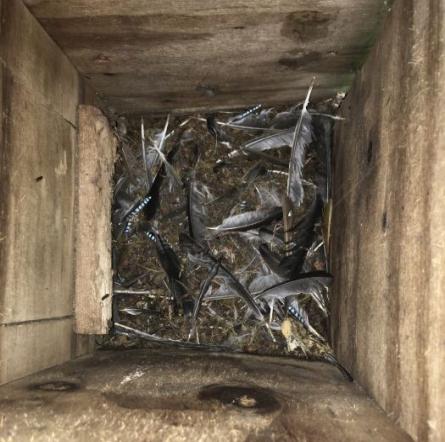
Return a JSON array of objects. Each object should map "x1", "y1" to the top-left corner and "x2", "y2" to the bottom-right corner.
[
  {"x1": 271, "y1": 107, "x2": 299, "y2": 129},
  {"x1": 141, "y1": 117, "x2": 151, "y2": 191},
  {"x1": 187, "y1": 180, "x2": 211, "y2": 245},
  {"x1": 229, "y1": 104, "x2": 262, "y2": 124},
  {"x1": 249, "y1": 273, "x2": 284, "y2": 294},
  {"x1": 259, "y1": 243, "x2": 284, "y2": 277},
  {"x1": 227, "y1": 106, "x2": 274, "y2": 128},
  {"x1": 114, "y1": 322, "x2": 230, "y2": 351},
  {"x1": 143, "y1": 125, "x2": 183, "y2": 221},
  {"x1": 182, "y1": 234, "x2": 264, "y2": 321},
  {"x1": 258, "y1": 228, "x2": 284, "y2": 249},
  {"x1": 146, "y1": 230, "x2": 190, "y2": 313},
  {"x1": 285, "y1": 193, "x2": 323, "y2": 266},
  {"x1": 282, "y1": 195, "x2": 296, "y2": 255},
  {"x1": 243, "y1": 129, "x2": 293, "y2": 152},
  {"x1": 148, "y1": 115, "x2": 181, "y2": 189},
  {"x1": 254, "y1": 184, "x2": 282, "y2": 208},
  {"x1": 256, "y1": 272, "x2": 332, "y2": 315},
  {"x1": 287, "y1": 79, "x2": 314, "y2": 206},
  {"x1": 287, "y1": 298, "x2": 324, "y2": 341},
  {"x1": 209, "y1": 206, "x2": 282, "y2": 234},
  {"x1": 193, "y1": 261, "x2": 220, "y2": 322},
  {"x1": 323, "y1": 352, "x2": 353, "y2": 382},
  {"x1": 260, "y1": 193, "x2": 323, "y2": 278}
]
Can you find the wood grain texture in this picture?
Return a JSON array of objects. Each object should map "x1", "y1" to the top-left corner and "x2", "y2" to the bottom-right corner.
[
  {"x1": 0, "y1": 0, "x2": 91, "y2": 384},
  {"x1": 0, "y1": 349, "x2": 412, "y2": 441},
  {"x1": 23, "y1": 0, "x2": 388, "y2": 114},
  {"x1": 331, "y1": 0, "x2": 445, "y2": 441},
  {"x1": 0, "y1": 0, "x2": 80, "y2": 325},
  {"x1": 74, "y1": 105, "x2": 116, "y2": 335},
  {"x1": 0, "y1": 318, "x2": 73, "y2": 384}
]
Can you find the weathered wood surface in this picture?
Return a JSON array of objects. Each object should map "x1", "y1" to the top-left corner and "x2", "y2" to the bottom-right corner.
[
  {"x1": 24, "y1": 0, "x2": 388, "y2": 114},
  {"x1": 74, "y1": 105, "x2": 116, "y2": 335},
  {"x1": 0, "y1": 349, "x2": 412, "y2": 441},
  {"x1": 331, "y1": 0, "x2": 445, "y2": 441},
  {"x1": 0, "y1": 0, "x2": 88, "y2": 384},
  {"x1": 0, "y1": 319, "x2": 73, "y2": 384}
]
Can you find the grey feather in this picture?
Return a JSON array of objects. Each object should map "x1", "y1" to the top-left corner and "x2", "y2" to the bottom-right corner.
[
  {"x1": 256, "y1": 272, "x2": 332, "y2": 315},
  {"x1": 287, "y1": 80, "x2": 314, "y2": 206},
  {"x1": 209, "y1": 206, "x2": 282, "y2": 234},
  {"x1": 249, "y1": 273, "x2": 284, "y2": 295},
  {"x1": 242, "y1": 129, "x2": 293, "y2": 152}
]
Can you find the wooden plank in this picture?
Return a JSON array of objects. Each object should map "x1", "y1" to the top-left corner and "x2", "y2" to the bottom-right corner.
[
  {"x1": 0, "y1": 71, "x2": 77, "y2": 324},
  {"x1": 0, "y1": 319, "x2": 73, "y2": 384},
  {"x1": 0, "y1": 0, "x2": 94, "y2": 384},
  {"x1": 331, "y1": 1, "x2": 445, "y2": 441},
  {"x1": 0, "y1": 0, "x2": 80, "y2": 124},
  {"x1": 23, "y1": 0, "x2": 389, "y2": 113},
  {"x1": 0, "y1": 349, "x2": 412, "y2": 441},
  {"x1": 74, "y1": 105, "x2": 116, "y2": 335}
]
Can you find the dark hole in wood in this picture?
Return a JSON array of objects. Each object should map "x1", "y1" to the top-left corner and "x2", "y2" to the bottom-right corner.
[
  {"x1": 233, "y1": 26, "x2": 245, "y2": 30},
  {"x1": 198, "y1": 384, "x2": 281, "y2": 414},
  {"x1": 30, "y1": 381, "x2": 80, "y2": 392},
  {"x1": 103, "y1": 73, "x2": 117, "y2": 77},
  {"x1": 35, "y1": 176, "x2": 43, "y2": 182},
  {"x1": 382, "y1": 211, "x2": 388, "y2": 231},
  {"x1": 367, "y1": 140, "x2": 373, "y2": 164},
  {"x1": 102, "y1": 293, "x2": 110, "y2": 300}
]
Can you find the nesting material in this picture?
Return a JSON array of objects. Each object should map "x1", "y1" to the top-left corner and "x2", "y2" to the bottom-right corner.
[{"x1": 104, "y1": 90, "x2": 347, "y2": 375}]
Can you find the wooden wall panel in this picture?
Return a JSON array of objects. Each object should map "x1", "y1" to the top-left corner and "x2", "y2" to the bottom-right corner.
[
  {"x1": 331, "y1": 1, "x2": 445, "y2": 441},
  {"x1": 0, "y1": 0, "x2": 93, "y2": 384},
  {"x1": 23, "y1": 0, "x2": 389, "y2": 114},
  {"x1": 0, "y1": 319, "x2": 73, "y2": 384}
]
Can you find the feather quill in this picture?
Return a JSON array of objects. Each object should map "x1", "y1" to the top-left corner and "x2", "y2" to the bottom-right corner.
[
  {"x1": 287, "y1": 79, "x2": 314, "y2": 206},
  {"x1": 141, "y1": 117, "x2": 151, "y2": 191}
]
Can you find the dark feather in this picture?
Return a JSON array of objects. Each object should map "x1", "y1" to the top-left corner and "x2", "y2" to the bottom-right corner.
[
  {"x1": 187, "y1": 180, "x2": 210, "y2": 245},
  {"x1": 182, "y1": 234, "x2": 264, "y2": 321},
  {"x1": 324, "y1": 353, "x2": 353, "y2": 382},
  {"x1": 193, "y1": 261, "x2": 220, "y2": 322},
  {"x1": 209, "y1": 206, "x2": 282, "y2": 234},
  {"x1": 147, "y1": 230, "x2": 191, "y2": 313},
  {"x1": 287, "y1": 80, "x2": 314, "y2": 206}
]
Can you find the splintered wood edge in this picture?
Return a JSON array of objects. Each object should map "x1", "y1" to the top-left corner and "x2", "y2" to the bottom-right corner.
[{"x1": 74, "y1": 105, "x2": 116, "y2": 335}]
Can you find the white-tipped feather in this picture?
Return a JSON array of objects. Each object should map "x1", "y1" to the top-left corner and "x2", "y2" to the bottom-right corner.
[{"x1": 287, "y1": 80, "x2": 315, "y2": 206}]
